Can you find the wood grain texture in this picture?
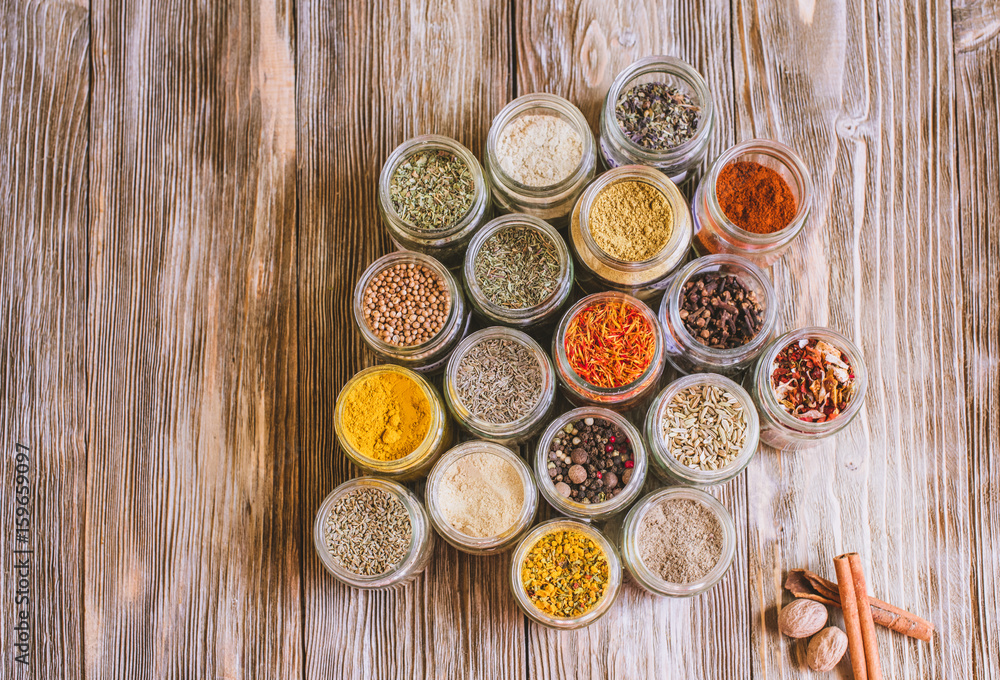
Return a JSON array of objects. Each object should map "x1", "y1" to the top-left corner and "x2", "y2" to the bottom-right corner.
[
  {"x1": 295, "y1": 1, "x2": 521, "y2": 678},
  {"x1": 0, "y1": 2, "x2": 89, "y2": 677},
  {"x1": 86, "y1": 1, "x2": 299, "y2": 677},
  {"x1": 954, "y1": 2, "x2": 1000, "y2": 677},
  {"x1": 735, "y1": 0, "x2": 971, "y2": 677},
  {"x1": 515, "y1": 2, "x2": 749, "y2": 678}
]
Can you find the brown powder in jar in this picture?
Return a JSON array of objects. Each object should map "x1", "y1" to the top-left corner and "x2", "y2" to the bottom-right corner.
[{"x1": 637, "y1": 498, "x2": 722, "y2": 583}]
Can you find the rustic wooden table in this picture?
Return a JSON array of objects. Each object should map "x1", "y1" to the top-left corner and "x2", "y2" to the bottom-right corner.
[{"x1": 2, "y1": 1, "x2": 998, "y2": 678}]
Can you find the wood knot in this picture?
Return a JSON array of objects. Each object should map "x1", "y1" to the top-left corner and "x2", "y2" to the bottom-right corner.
[{"x1": 580, "y1": 20, "x2": 609, "y2": 89}]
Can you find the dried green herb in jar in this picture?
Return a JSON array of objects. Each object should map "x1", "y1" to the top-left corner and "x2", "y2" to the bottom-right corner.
[
  {"x1": 615, "y1": 83, "x2": 700, "y2": 151},
  {"x1": 473, "y1": 226, "x2": 561, "y2": 309},
  {"x1": 390, "y1": 149, "x2": 475, "y2": 230}
]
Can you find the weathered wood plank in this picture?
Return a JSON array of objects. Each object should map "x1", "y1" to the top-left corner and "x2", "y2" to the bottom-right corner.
[
  {"x1": 0, "y1": 2, "x2": 89, "y2": 677},
  {"x1": 296, "y1": 1, "x2": 521, "y2": 678},
  {"x1": 86, "y1": 1, "x2": 300, "y2": 677},
  {"x1": 734, "y1": 0, "x2": 971, "y2": 677},
  {"x1": 514, "y1": 2, "x2": 748, "y2": 678},
  {"x1": 954, "y1": 2, "x2": 1000, "y2": 677}
]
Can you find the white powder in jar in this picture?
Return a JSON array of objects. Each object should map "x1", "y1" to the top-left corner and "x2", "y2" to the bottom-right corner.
[
  {"x1": 496, "y1": 114, "x2": 583, "y2": 187},
  {"x1": 437, "y1": 450, "x2": 525, "y2": 538}
]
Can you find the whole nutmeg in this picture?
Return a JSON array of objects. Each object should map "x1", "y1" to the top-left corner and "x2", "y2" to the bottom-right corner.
[
  {"x1": 567, "y1": 465, "x2": 588, "y2": 484},
  {"x1": 777, "y1": 599, "x2": 828, "y2": 638},
  {"x1": 554, "y1": 482, "x2": 571, "y2": 498},
  {"x1": 806, "y1": 627, "x2": 848, "y2": 672}
]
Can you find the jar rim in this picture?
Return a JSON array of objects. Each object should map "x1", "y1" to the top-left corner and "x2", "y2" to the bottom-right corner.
[
  {"x1": 509, "y1": 517, "x2": 622, "y2": 627},
  {"x1": 352, "y1": 251, "x2": 464, "y2": 359},
  {"x1": 622, "y1": 486, "x2": 736, "y2": 596},
  {"x1": 661, "y1": 253, "x2": 778, "y2": 361},
  {"x1": 533, "y1": 406, "x2": 648, "y2": 518},
  {"x1": 576, "y1": 165, "x2": 692, "y2": 271},
  {"x1": 463, "y1": 214, "x2": 574, "y2": 322},
  {"x1": 553, "y1": 291, "x2": 665, "y2": 400},
  {"x1": 753, "y1": 326, "x2": 869, "y2": 435},
  {"x1": 486, "y1": 93, "x2": 596, "y2": 194},
  {"x1": 377, "y1": 134, "x2": 490, "y2": 241},
  {"x1": 333, "y1": 364, "x2": 444, "y2": 473},
  {"x1": 313, "y1": 477, "x2": 428, "y2": 587},
  {"x1": 645, "y1": 373, "x2": 760, "y2": 486},
  {"x1": 602, "y1": 55, "x2": 716, "y2": 162},
  {"x1": 443, "y1": 326, "x2": 556, "y2": 437},
  {"x1": 701, "y1": 138, "x2": 814, "y2": 247},
  {"x1": 425, "y1": 441, "x2": 538, "y2": 552}
]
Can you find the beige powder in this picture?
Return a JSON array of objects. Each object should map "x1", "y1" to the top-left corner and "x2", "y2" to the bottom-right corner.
[{"x1": 438, "y1": 451, "x2": 525, "y2": 538}]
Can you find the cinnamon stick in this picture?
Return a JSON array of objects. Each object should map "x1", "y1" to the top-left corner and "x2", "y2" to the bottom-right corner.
[
  {"x1": 847, "y1": 553, "x2": 884, "y2": 680},
  {"x1": 834, "y1": 555, "x2": 868, "y2": 680},
  {"x1": 785, "y1": 569, "x2": 934, "y2": 642}
]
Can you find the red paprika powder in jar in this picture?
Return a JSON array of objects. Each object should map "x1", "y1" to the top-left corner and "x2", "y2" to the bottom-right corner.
[{"x1": 691, "y1": 139, "x2": 813, "y2": 268}]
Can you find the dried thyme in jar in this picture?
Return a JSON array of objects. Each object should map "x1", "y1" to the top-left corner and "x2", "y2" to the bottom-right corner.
[
  {"x1": 324, "y1": 487, "x2": 412, "y2": 576},
  {"x1": 662, "y1": 384, "x2": 748, "y2": 471},
  {"x1": 454, "y1": 337, "x2": 543, "y2": 424},
  {"x1": 473, "y1": 226, "x2": 561, "y2": 309},
  {"x1": 615, "y1": 83, "x2": 700, "y2": 150},
  {"x1": 521, "y1": 529, "x2": 609, "y2": 617},
  {"x1": 389, "y1": 149, "x2": 475, "y2": 230}
]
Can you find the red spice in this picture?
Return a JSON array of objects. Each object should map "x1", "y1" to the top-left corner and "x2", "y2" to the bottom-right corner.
[
  {"x1": 716, "y1": 160, "x2": 797, "y2": 234},
  {"x1": 564, "y1": 300, "x2": 655, "y2": 389},
  {"x1": 770, "y1": 338, "x2": 858, "y2": 422}
]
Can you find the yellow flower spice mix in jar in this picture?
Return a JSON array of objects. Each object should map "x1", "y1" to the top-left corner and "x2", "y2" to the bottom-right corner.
[
  {"x1": 334, "y1": 365, "x2": 453, "y2": 480},
  {"x1": 510, "y1": 519, "x2": 622, "y2": 629},
  {"x1": 569, "y1": 165, "x2": 692, "y2": 302}
]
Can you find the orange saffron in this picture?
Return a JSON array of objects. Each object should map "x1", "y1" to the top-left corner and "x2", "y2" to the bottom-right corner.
[{"x1": 564, "y1": 300, "x2": 655, "y2": 388}]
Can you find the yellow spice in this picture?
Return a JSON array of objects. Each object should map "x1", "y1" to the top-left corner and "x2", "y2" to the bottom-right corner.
[{"x1": 339, "y1": 371, "x2": 431, "y2": 461}]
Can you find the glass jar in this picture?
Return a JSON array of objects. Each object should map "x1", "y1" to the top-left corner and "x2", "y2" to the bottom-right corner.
[
  {"x1": 552, "y1": 292, "x2": 665, "y2": 411},
  {"x1": 509, "y1": 518, "x2": 623, "y2": 629},
  {"x1": 569, "y1": 165, "x2": 693, "y2": 303},
  {"x1": 353, "y1": 251, "x2": 470, "y2": 374},
  {"x1": 313, "y1": 477, "x2": 434, "y2": 589},
  {"x1": 463, "y1": 214, "x2": 574, "y2": 329},
  {"x1": 644, "y1": 373, "x2": 759, "y2": 486},
  {"x1": 484, "y1": 93, "x2": 597, "y2": 227},
  {"x1": 377, "y1": 135, "x2": 492, "y2": 267},
  {"x1": 691, "y1": 139, "x2": 813, "y2": 268},
  {"x1": 425, "y1": 441, "x2": 539, "y2": 555},
  {"x1": 620, "y1": 487, "x2": 736, "y2": 597},
  {"x1": 750, "y1": 327, "x2": 869, "y2": 450},
  {"x1": 443, "y1": 327, "x2": 557, "y2": 444},
  {"x1": 334, "y1": 365, "x2": 454, "y2": 481},
  {"x1": 598, "y1": 56, "x2": 715, "y2": 183},
  {"x1": 658, "y1": 254, "x2": 777, "y2": 376},
  {"x1": 534, "y1": 406, "x2": 648, "y2": 521}
]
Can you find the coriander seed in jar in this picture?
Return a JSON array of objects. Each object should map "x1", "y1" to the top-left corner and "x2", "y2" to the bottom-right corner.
[
  {"x1": 353, "y1": 251, "x2": 470, "y2": 374},
  {"x1": 569, "y1": 165, "x2": 692, "y2": 303},
  {"x1": 484, "y1": 93, "x2": 596, "y2": 227}
]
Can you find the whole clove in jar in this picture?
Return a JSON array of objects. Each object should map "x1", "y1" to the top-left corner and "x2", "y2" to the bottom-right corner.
[{"x1": 679, "y1": 270, "x2": 764, "y2": 350}]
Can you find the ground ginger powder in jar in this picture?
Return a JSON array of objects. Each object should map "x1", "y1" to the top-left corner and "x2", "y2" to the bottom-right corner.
[{"x1": 339, "y1": 371, "x2": 431, "y2": 462}]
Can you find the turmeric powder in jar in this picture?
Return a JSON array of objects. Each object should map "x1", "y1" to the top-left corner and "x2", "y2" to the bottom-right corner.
[{"x1": 334, "y1": 365, "x2": 453, "y2": 480}]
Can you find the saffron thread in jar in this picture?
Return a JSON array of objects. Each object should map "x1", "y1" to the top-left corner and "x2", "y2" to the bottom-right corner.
[
  {"x1": 564, "y1": 300, "x2": 655, "y2": 389},
  {"x1": 770, "y1": 338, "x2": 858, "y2": 422}
]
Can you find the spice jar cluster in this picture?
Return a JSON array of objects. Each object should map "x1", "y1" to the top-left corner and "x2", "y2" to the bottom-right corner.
[{"x1": 317, "y1": 54, "x2": 870, "y2": 629}]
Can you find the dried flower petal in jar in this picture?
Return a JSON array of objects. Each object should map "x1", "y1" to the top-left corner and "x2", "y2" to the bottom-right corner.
[
  {"x1": 521, "y1": 528, "x2": 610, "y2": 617},
  {"x1": 771, "y1": 338, "x2": 859, "y2": 422},
  {"x1": 553, "y1": 292, "x2": 665, "y2": 410}
]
